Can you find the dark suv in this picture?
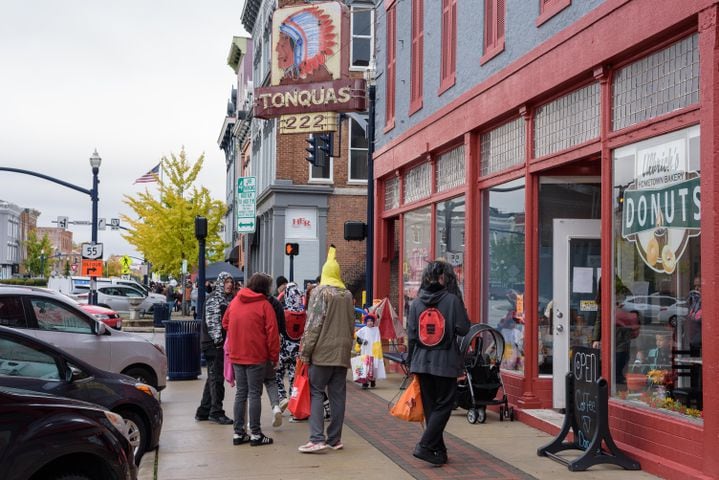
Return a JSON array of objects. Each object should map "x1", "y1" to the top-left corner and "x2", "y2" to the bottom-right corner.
[{"x1": 0, "y1": 386, "x2": 137, "y2": 480}]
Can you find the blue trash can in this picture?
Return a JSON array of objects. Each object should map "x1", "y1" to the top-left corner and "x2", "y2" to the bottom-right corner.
[
  {"x1": 164, "y1": 320, "x2": 201, "y2": 380},
  {"x1": 153, "y1": 303, "x2": 170, "y2": 327}
]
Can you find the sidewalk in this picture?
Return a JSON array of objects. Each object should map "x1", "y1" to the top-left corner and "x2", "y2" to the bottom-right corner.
[{"x1": 137, "y1": 335, "x2": 661, "y2": 480}]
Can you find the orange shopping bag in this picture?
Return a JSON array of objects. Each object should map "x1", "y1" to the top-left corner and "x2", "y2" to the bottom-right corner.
[
  {"x1": 389, "y1": 375, "x2": 424, "y2": 422},
  {"x1": 287, "y1": 359, "x2": 311, "y2": 420}
]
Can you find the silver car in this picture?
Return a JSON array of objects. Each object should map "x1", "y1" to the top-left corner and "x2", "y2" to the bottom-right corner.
[{"x1": 0, "y1": 285, "x2": 167, "y2": 390}]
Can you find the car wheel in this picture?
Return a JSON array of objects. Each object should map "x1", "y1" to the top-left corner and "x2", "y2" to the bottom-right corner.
[
  {"x1": 668, "y1": 315, "x2": 677, "y2": 328},
  {"x1": 116, "y1": 409, "x2": 147, "y2": 464},
  {"x1": 122, "y1": 366, "x2": 157, "y2": 389}
]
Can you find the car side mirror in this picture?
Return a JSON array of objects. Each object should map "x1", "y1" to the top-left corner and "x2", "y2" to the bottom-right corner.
[
  {"x1": 65, "y1": 365, "x2": 83, "y2": 382},
  {"x1": 96, "y1": 322, "x2": 107, "y2": 335}
]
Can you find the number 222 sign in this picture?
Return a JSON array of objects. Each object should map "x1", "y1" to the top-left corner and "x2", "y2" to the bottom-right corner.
[{"x1": 279, "y1": 112, "x2": 337, "y2": 134}]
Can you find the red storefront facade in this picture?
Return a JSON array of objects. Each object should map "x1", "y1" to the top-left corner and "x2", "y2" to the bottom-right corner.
[{"x1": 372, "y1": 1, "x2": 719, "y2": 479}]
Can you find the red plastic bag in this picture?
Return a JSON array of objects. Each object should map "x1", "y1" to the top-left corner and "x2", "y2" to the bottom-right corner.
[{"x1": 287, "y1": 359, "x2": 311, "y2": 420}]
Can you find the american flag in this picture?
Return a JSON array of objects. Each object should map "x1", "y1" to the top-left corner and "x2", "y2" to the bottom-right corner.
[{"x1": 134, "y1": 163, "x2": 160, "y2": 184}]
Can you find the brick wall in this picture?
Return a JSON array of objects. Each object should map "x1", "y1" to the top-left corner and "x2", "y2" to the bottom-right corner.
[{"x1": 327, "y1": 194, "x2": 366, "y2": 296}]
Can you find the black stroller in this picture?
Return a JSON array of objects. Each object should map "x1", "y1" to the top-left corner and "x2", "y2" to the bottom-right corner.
[{"x1": 455, "y1": 323, "x2": 514, "y2": 424}]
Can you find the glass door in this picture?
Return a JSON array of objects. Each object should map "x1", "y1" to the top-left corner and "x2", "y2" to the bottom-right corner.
[{"x1": 552, "y1": 219, "x2": 601, "y2": 408}]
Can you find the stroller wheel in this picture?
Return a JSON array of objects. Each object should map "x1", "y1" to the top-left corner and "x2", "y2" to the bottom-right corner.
[
  {"x1": 499, "y1": 406, "x2": 504, "y2": 422},
  {"x1": 509, "y1": 406, "x2": 515, "y2": 421},
  {"x1": 478, "y1": 406, "x2": 487, "y2": 423},
  {"x1": 467, "y1": 408, "x2": 479, "y2": 424}
]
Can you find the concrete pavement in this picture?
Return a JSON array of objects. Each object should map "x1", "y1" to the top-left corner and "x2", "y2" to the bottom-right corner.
[{"x1": 135, "y1": 327, "x2": 661, "y2": 480}]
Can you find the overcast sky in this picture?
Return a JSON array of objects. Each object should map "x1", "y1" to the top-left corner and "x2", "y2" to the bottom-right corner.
[{"x1": 0, "y1": 1, "x2": 247, "y2": 262}]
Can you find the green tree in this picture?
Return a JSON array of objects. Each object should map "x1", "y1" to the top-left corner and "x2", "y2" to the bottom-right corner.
[
  {"x1": 63, "y1": 260, "x2": 71, "y2": 277},
  {"x1": 23, "y1": 230, "x2": 53, "y2": 277},
  {"x1": 122, "y1": 148, "x2": 226, "y2": 278}
]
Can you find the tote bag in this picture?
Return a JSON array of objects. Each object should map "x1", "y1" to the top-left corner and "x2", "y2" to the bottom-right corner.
[
  {"x1": 389, "y1": 375, "x2": 424, "y2": 422},
  {"x1": 287, "y1": 359, "x2": 311, "y2": 420}
]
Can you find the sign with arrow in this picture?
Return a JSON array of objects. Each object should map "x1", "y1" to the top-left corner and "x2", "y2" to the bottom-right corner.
[
  {"x1": 81, "y1": 259, "x2": 103, "y2": 277},
  {"x1": 237, "y1": 176, "x2": 257, "y2": 233}
]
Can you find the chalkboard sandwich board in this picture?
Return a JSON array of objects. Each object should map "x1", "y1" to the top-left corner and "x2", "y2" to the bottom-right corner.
[{"x1": 537, "y1": 346, "x2": 640, "y2": 471}]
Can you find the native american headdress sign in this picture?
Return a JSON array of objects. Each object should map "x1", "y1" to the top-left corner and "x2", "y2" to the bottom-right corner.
[
  {"x1": 272, "y1": 2, "x2": 342, "y2": 86},
  {"x1": 254, "y1": 1, "x2": 366, "y2": 120},
  {"x1": 620, "y1": 126, "x2": 701, "y2": 274}
]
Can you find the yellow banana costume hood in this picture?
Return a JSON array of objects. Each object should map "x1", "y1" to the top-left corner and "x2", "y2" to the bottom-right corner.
[{"x1": 320, "y1": 245, "x2": 345, "y2": 289}]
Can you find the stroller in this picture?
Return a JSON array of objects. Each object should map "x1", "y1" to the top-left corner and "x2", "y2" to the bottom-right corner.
[{"x1": 455, "y1": 323, "x2": 514, "y2": 424}]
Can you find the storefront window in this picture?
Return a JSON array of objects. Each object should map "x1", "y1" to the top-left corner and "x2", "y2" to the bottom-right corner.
[
  {"x1": 436, "y1": 196, "x2": 465, "y2": 295},
  {"x1": 403, "y1": 206, "x2": 431, "y2": 320},
  {"x1": 612, "y1": 125, "x2": 702, "y2": 419},
  {"x1": 485, "y1": 179, "x2": 525, "y2": 372}
]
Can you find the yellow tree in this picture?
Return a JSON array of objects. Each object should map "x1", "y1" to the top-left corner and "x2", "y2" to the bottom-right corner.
[{"x1": 122, "y1": 148, "x2": 226, "y2": 278}]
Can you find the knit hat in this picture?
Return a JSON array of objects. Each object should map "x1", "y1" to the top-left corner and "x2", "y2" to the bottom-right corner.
[{"x1": 320, "y1": 245, "x2": 345, "y2": 289}]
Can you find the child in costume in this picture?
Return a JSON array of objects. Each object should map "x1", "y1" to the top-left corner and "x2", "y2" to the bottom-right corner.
[{"x1": 355, "y1": 313, "x2": 386, "y2": 389}]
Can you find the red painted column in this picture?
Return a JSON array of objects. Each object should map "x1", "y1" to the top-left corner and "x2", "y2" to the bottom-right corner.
[
  {"x1": 517, "y1": 106, "x2": 541, "y2": 409},
  {"x1": 698, "y1": 5, "x2": 719, "y2": 478},
  {"x1": 595, "y1": 65, "x2": 613, "y2": 382},
  {"x1": 463, "y1": 132, "x2": 479, "y2": 323}
]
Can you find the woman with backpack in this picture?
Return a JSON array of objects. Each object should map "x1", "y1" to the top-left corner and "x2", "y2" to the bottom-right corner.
[
  {"x1": 407, "y1": 260, "x2": 470, "y2": 466},
  {"x1": 276, "y1": 282, "x2": 305, "y2": 418}
]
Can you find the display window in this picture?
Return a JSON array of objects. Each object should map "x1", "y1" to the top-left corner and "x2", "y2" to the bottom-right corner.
[
  {"x1": 403, "y1": 206, "x2": 431, "y2": 319},
  {"x1": 612, "y1": 125, "x2": 702, "y2": 419},
  {"x1": 435, "y1": 196, "x2": 465, "y2": 295},
  {"x1": 484, "y1": 178, "x2": 525, "y2": 372}
]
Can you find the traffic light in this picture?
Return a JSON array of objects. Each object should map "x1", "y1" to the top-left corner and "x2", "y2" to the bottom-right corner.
[
  {"x1": 285, "y1": 242, "x2": 299, "y2": 256},
  {"x1": 318, "y1": 133, "x2": 333, "y2": 158},
  {"x1": 305, "y1": 135, "x2": 318, "y2": 165}
]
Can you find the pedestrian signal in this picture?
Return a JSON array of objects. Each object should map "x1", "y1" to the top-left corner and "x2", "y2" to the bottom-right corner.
[{"x1": 285, "y1": 243, "x2": 299, "y2": 256}]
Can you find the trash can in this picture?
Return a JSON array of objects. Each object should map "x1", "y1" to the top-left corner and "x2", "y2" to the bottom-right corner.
[
  {"x1": 164, "y1": 320, "x2": 201, "y2": 380},
  {"x1": 153, "y1": 303, "x2": 170, "y2": 327}
]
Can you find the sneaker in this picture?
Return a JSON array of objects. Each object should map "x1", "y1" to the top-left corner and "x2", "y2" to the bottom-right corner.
[
  {"x1": 327, "y1": 442, "x2": 343, "y2": 451},
  {"x1": 233, "y1": 433, "x2": 250, "y2": 445},
  {"x1": 361, "y1": 383, "x2": 369, "y2": 390},
  {"x1": 413, "y1": 444, "x2": 445, "y2": 465},
  {"x1": 194, "y1": 414, "x2": 209, "y2": 421},
  {"x1": 279, "y1": 397, "x2": 289, "y2": 412},
  {"x1": 250, "y1": 433, "x2": 273, "y2": 446},
  {"x1": 289, "y1": 416, "x2": 307, "y2": 423},
  {"x1": 272, "y1": 405, "x2": 283, "y2": 427},
  {"x1": 208, "y1": 414, "x2": 233, "y2": 425},
  {"x1": 298, "y1": 441, "x2": 328, "y2": 453},
  {"x1": 370, "y1": 381, "x2": 376, "y2": 388}
]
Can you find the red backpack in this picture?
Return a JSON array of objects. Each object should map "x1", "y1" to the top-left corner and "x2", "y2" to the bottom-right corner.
[
  {"x1": 418, "y1": 307, "x2": 447, "y2": 348},
  {"x1": 285, "y1": 310, "x2": 306, "y2": 341}
]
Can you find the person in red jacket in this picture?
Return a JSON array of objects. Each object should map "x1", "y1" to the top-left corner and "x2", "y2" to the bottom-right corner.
[{"x1": 223, "y1": 272, "x2": 280, "y2": 447}]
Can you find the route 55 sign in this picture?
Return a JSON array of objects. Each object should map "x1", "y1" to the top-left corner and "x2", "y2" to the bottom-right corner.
[{"x1": 81, "y1": 243, "x2": 103, "y2": 260}]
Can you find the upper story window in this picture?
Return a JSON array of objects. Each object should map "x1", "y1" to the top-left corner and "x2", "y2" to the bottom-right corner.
[
  {"x1": 351, "y1": 4, "x2": 374, "y2": 69},
  {"x1": 410, "y1": 0, "x2": 424, "y2": 114},
  {"x1": 439, "y1": 0, "x2": 457, "y2": 94},
  {"x1": 349, "y1": 117, "x2": 368, "y2": 182},
  {"x1": 537, "y1": 0, "x2": 571, "y2": 27},
  {"x1": 481, "y1": 0, "x2": 505, "y2": 64},
  {"x1": 308, "y1": 133, "x2": 333, "y2": 183},
  {"x1": 385, "y1": 4, "x2": 397, "y2": 130}
]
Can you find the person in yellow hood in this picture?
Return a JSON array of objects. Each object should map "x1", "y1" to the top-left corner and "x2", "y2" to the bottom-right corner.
[{"x1": 297, "y1": 245, "x2": 355, "y2": 453}]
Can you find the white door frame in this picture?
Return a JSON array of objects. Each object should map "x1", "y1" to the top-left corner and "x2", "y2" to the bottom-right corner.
[{"x1": 552, "y1": 218, "x2": 601, "y2": 408}]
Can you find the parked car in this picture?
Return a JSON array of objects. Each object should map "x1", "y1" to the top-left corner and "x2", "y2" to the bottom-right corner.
[
  {"x1": 0, "y1": 386, "x2": 137, "y2": 480},
  {"x1": 76, "y1": 284, "x2": 164, "y2": 315},
  {"x1": 618, "y1": 295, "x2": 688, "y2": 325},
  {"x1": 0, "y1": 285, "x2": 167, "y2": 390},
  {"x1": 0, "y1": 325, "x2": 162, "y2": 463},
  {"x1": 79, "y1": 303, "x2": 123, "y2": 329}
]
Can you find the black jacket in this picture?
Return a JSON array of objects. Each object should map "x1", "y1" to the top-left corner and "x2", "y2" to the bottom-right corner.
[{"x1": 407, "y1": 285, "x2": 470, "y2": 378}]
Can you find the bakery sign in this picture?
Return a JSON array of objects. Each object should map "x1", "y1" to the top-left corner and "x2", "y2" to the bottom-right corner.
[
  {"x1": 253, "y1": 1, "x2": 366, "y2": 121},
  {"x1": 621, "y1": 130, "x2": 700, "y2": 274}
]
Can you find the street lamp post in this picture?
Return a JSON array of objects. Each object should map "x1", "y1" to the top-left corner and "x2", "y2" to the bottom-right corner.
[
  {"x1": 0, "y1": 150, "x2": 102, "y2": 303},
  {"x1": 89, "y1": 150, "x2": 102, "y2": 306},
  {"x1": 364, "y1": 63, "x2": 376, "y2": 308}
]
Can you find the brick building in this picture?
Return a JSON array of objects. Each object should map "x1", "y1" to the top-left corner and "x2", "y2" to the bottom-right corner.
[
  {"x1": 231, "y1": 0, "x2": 374, "y2": 295},
  {"x1": 371, "y1": 0, "x2": 719, "y2": 478}
]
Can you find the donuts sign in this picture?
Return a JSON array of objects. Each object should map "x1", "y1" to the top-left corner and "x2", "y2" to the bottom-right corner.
[{"x1": 620, "y1": 132, "x2": 701, "y2": 274}]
